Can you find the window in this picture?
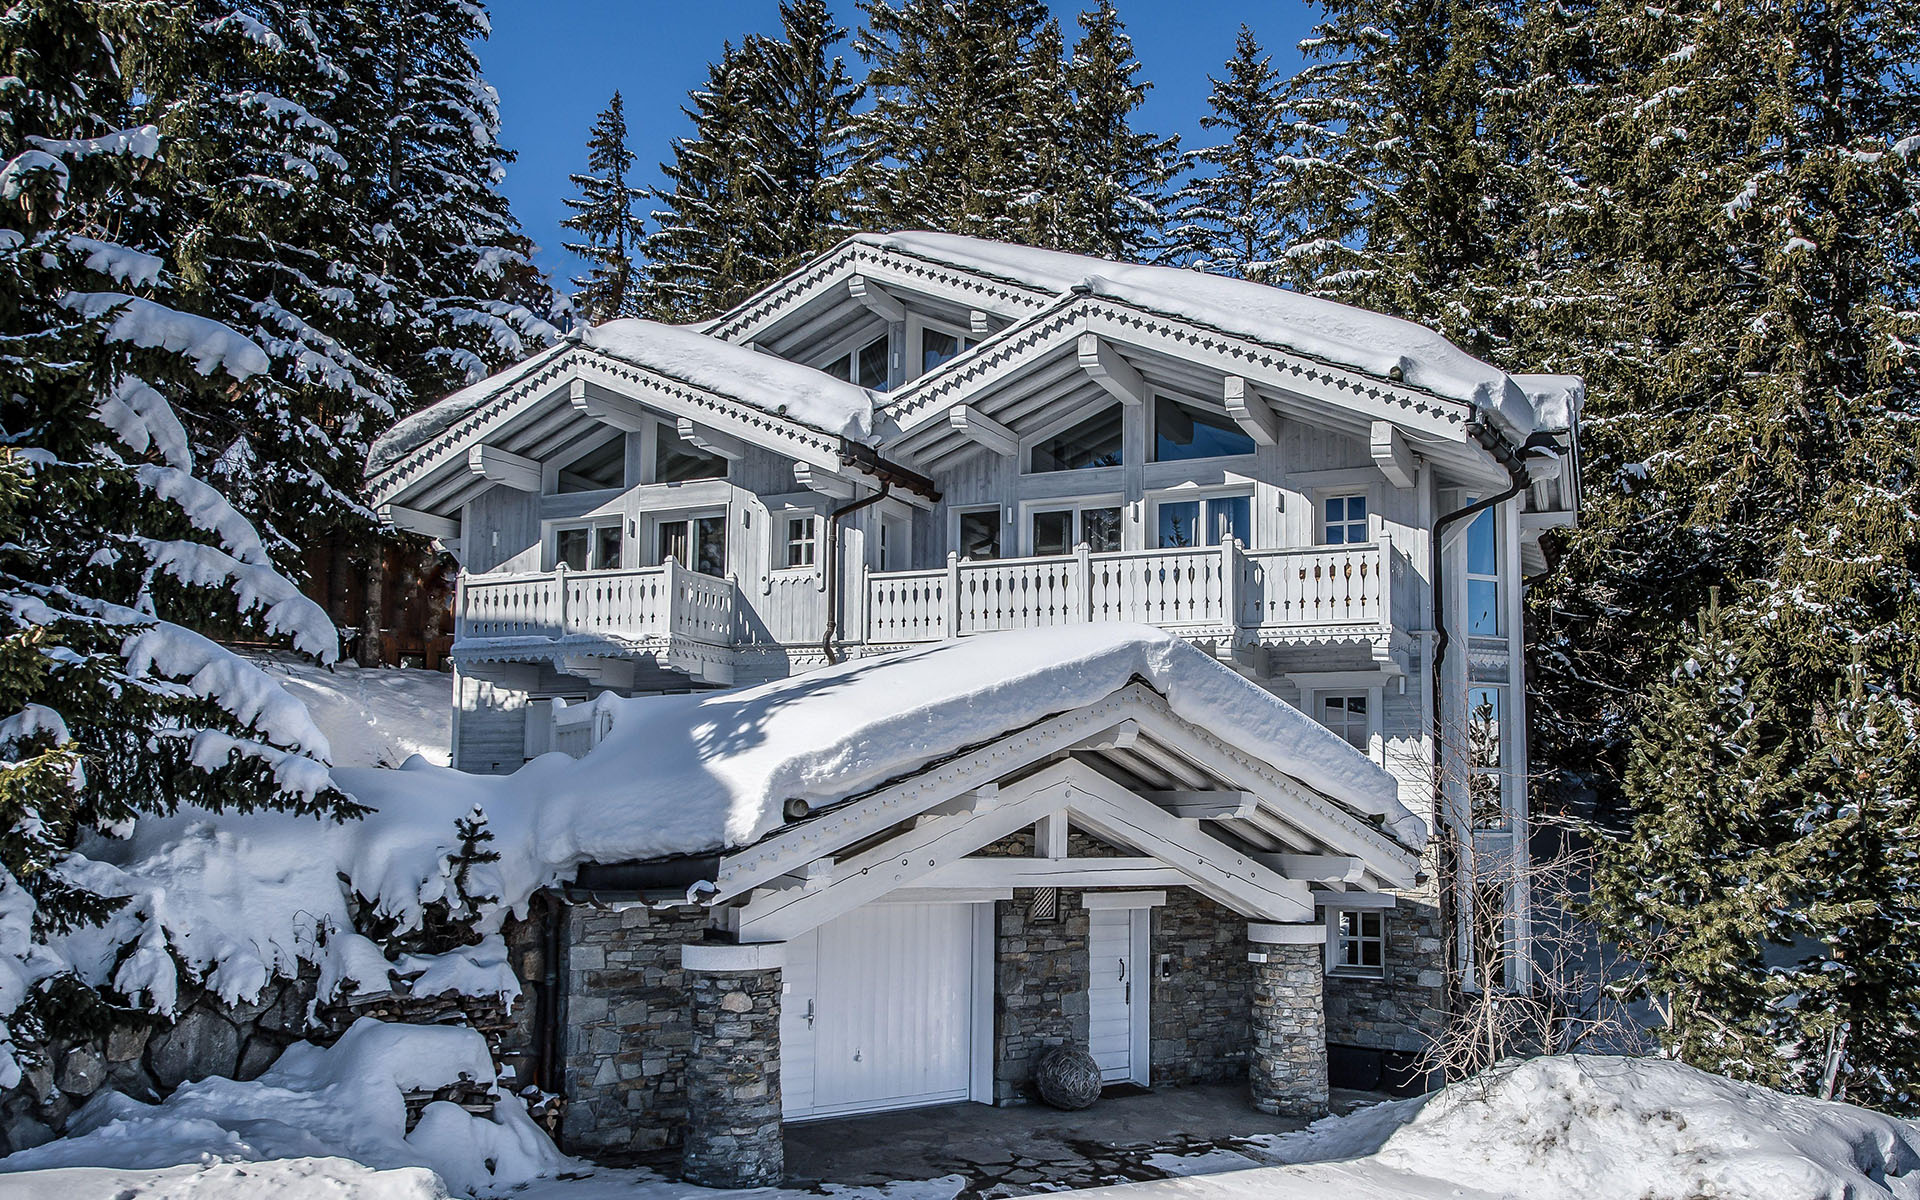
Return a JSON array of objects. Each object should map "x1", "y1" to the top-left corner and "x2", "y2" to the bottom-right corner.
[
  {"x1": 1322, "y1": 493, "x2": 1368, "y2": 545},
  {"x1": 1465, "y1": 505, "x2": 1501, "y2": 636},
  {"x1": 957, "y1": 508, "x2": 1001, "y2": 560},
  {"x1": 783, "y1": 515, "x2": 816, "y2": 569},
  {"x1": 1331, "y1": 909, "x2": 1385, "y2": 976},
  {"x1": 1468, "y1": 685, "x2": 1506, "y2": 830},
  {"x1": 656, "y1": 513, "x2": 727, "y2": 577},
  {"x1": 878, "y1": 513, "x2": 911, "y2": 571},
  {"x1": 1029, "y1": 406, "x2": 1123, "y2": 473},
  {"x1": 1030, "y1": 504, "x2": 1123, "y2": 556},
  {"x1": 1154, "y1": 395, "x2": 1255, "y2": 462},
  {"x1": 553, "y1": 521, "x2": 622, "y2": 571},
  {"x1": 555, "y1": 435, "x2": 625, "y2": 493},
  {"x1": 824, "y1": 333, "x2": 891, "y2": 391},
  {"x1": 1155, "y1": 494, "x2": 1250, "y2": 548},
  {"x1": 1318, "y1": 694, "x2": 1370, "y2": 752},
  {"x1": 655, "y1": 424, "x2": 727, "y2": 483},
  {"x1": 919, "y1": 327, "x2": 976, "y2": 375}
]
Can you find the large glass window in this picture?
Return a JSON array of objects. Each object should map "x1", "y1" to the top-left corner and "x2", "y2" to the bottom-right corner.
[
  {"x1": 1029, "y1": 406, "x2": 1123, "y2": 473},
  {"x1": 1030, "y1": 505, "x2": 1122, "y2": 556},
  {"x1": 1155, "y1": 494, "x2": 1250, "y2": 549},
  {"x1": 657, "y1": 514, "x2": 726, "y2": 577},
  {"x1": 1322, "y1": 493, "x2": 1368, "y2": 544},
  {"x1": 919, "y1": 327, "x2": 976, "y2": 375},
  {"x1": 1318, "y1": 694, "x2": 1370, "y2": 752},
  {"x1": 957, "y1": 508, "x2": 1001, "y2": 560},
  {"x1": 1468, "y1": 685, "x2": 1506, "y2": 830},
  {"x1": 1331, "y1": 909, "x2": 1385, "y2": 975},
  {"x1": 556, "y1": 436, "x2": 625, "y2": 493},
  {"x1": 1465, "y1": 506, "x2": 1501, "y2": 636},
  {"x1": 655, "y1": 424, "x2": 727, "y2": 483},
  {"x1": 1154, "y1": 395, "x2": 1255, "y2": 461}
]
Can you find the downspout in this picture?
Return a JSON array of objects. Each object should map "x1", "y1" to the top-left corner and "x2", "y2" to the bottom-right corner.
[
  {"x1": 821, "y1": 481, "x2": 890, "y2": 665},
  {"x1": 1428, "y1": 419, "x2": 1536, "y2": 1046}
]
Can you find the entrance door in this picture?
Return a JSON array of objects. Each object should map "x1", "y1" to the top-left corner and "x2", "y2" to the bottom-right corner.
[
  {"x1": 781, "y1": 902, "x2": 983, "y2": 1119},
  {"x1": 1087, "y1": 907, "x2": 1149, "y2": 1084}
]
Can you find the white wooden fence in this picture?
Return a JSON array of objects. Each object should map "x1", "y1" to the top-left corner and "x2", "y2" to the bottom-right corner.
[
  {"x1": 865, "y1": 535, "x2": 1392, "y2": 645},
  {"x1": 456, "y1": 558, "x2": 738, "y2": 647}
]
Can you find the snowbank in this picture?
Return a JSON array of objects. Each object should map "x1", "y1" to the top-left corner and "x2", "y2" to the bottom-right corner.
[
  {"x1": 54, "y1": 626, "x2": 1414, "y2": 1019},
  {"x1": 368, "y1": 316, "x2": 877, "y2": 476},
  {"x1": 242, "y1": 654, "x2": 452, "y2": 768},
  {"x1": 1222, "y1": 1054, "x2": 1920, "y2": 1200},
  {"x1": 0, "y1": 1018, "x2": 565, "y2": 1197},
  {"x1": 865, "y1": 231, "x2": 1572, "y2": 439}
]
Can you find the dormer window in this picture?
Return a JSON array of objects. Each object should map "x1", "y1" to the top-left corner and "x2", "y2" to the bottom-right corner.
[
  {"x1": 824, "y1": 333, "x2": 890, "y2": 392},
  {"x1": 1029, "y1": 405, "x2": 1123, "y2": 474},
  {"x1": 555, "y1": 434, "x2": 626, "y2": 493},
  {"x1": 918, "y1": 326, "x2": 977, "y2": 375}
]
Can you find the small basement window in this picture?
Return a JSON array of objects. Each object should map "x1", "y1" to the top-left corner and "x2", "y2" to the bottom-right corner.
[{"x1": 1330, "y1": 909, "x2": 1385, "y2": 976}]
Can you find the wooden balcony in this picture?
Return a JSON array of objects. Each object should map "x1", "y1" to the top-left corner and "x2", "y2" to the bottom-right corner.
[
  {"x1": 863, "y1": 536, "x2": 1400, "y2": 664},
  {"x1": 455, "y1": 558, "x2": 737, "y2": 684}
]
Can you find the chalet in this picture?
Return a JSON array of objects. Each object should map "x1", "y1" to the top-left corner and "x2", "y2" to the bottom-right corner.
[{"x1": 365, "y1": 233, "x2": 1581, "y2": 1186}]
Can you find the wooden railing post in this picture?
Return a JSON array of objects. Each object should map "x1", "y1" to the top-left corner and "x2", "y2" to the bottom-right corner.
[
  {"x1": 453, "y1": 571, "x2": 468, "y2": 641},
  {"x1": 1222, "y1": 537, "x2": 1244, "y2": 632},
  {"x1": 860, "y1": 562, "x2": 872, "y2": 642},
  {"x1": 1374, "y1": 529, "x2": 1394, "y2": 624},
  {"x1": 552, "y1": 562, "x2": 569, "y2": 635},
  {"x1": 661, "y1": 554, "x2": 679, "y2": 636},
  {"x1": 944, "y1": 551, "x2": 961, "y2": 639},
  {"x1": 1074, "y1": 542, "x2": 1093, "y2": 622}
]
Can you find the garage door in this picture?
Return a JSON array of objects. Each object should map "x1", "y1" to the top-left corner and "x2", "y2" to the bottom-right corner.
[{"x1": 781, "y1": 902, "x2": 982, "y2": 1120}]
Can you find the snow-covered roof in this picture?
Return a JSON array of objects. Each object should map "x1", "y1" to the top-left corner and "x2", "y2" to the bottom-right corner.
[
  {"x1": 854, "y1": 231, "x2": 1565, "y2": 439},
  {"x1": 366, "y1": 318, "x2": 878, "y2": 478}
]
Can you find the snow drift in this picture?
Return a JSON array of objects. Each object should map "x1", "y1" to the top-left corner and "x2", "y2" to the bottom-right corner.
[{"x1": 0, "y1": 1018, "x2": 565, "y2": 1197}]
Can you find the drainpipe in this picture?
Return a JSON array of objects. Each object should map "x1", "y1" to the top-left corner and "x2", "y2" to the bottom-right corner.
[
  {"x1": 1428, "y1": 419, "x2": 1547, "y2": 1043},
  {"x1": 821, "y1": 481, "x2": 890, "y2": 664}
]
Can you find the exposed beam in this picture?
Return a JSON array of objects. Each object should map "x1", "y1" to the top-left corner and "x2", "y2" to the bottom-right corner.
[
  {"x1": 676, "y1": 417, "x2": 746, "y2": 461},
  {"x1": 569, "y1": 378, "x2": 651, "y2": 433},
  {"x1": 1073, "y1": 719, "x2": 1140, "y2": 752},
  {"x1": 1035, "y1": 813, "x2": 1068, "y2": 860},
  {"x1": 466, "y1": 443, "x2": 541, "y2": 492},
  {"x1": 1260, "y1": 854, "x2": 1367, "y2": 884},
  {"x1": 1371, "y1": 419, "x2": 1418, "y2": 489},
  {"x1": 947, "y1": 405, "x2": 1017, "y2": 458},
  {"x1": 848, "y1": 274, "x2": 907, "y2": 323},
  {"x1": 378, "y1": 503, "x2": 458, "y2": 541},
  {"x1": 793, "y1": 461, "x2": 858, "y2": 500},
  {"x1": 1224, "y1": 375, "x2": 1281, "y2": 446},
  {"x1": 1077, "y1": 332, "x2": 1147, "y2": 406},
  {"x1": 924, "y1": 857, "x2": 1190, "y2": 890},
  {"x1": 1311, "y1": 890, "x2": 1399, "y2": 909},
  {"x1": 1142, "y1": 789, "x2": 1260, "y2": 820}
]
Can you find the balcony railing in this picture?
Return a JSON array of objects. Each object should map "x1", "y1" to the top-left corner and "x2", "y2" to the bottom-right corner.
[
  {"x1": 864, "y1": 536, "x2": 1393, "y2": 646},
  {"x1": 456, "y1": 558, "x2": 737, "y2": 648}
]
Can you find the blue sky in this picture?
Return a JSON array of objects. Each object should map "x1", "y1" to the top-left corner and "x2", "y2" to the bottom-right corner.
[{"x1": 480, "y1": 2, "x2": 1321, "y2": 284}]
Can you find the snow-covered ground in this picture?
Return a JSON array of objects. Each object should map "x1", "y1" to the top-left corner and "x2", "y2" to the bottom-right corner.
[
  {"x1": 240, "y1": 653, "x2": 451, "y2": 768},
  {"x1": 5, "y1": 1052, "x2": 1917, "y2": 1199}
]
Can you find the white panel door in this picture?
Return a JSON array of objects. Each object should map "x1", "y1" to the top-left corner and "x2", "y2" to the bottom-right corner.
[
  {"x1": 781, "y1": 902, "x2": 977, "y2": 1119},
  {"x1": 1088, "y1": 907, "x2": 1148, "y2": 1084}
]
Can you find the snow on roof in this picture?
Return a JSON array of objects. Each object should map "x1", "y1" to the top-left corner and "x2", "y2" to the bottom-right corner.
[
  {"x1": 860, "y1": 231, "x2": 1563, "y2": 438},
  {"x1": 1513, "y1": 373, "x2": 1585, "y2": 433},
  {"x1": 61, "y1": 627, "x2": 1417, "y2": 1020},
  {"x1": 366, "y1": 318, "x2": 877, "y2": 478}
]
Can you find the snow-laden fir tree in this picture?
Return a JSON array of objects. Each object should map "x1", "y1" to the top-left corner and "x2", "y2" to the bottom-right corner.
[
  {"x1": 1054, "y1": 1, "x2": 1178, "y2": 261},
  {"x1": 647, "y1": 1, "x2": 865, "y2": 322},
  {"x1": 563, "y1": 91, "x2": 647, "y2": 322},
  {"x1": 0, "y1": 0, "x2": 355, "y2": 1082},
  {"x1": 1162, "y1": 26, "x2": 1286, "y2": 279}
]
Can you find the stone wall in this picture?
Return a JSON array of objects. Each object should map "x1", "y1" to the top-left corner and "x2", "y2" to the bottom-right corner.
[
  {"x1": 1249, "y1": 941, "x2": 1329, "y2": 1117},
  {"x1": 992, "y1": 889, "x2": 1090, "y2": 1104},
  {"x1": 558, "y1": 902, "x2": 707, "y2": 1157},
  {"x1": 1148, "y1": 892, "x2": 1251, "y2": 1085},
  {"x1": 1322, "y1": 898, "x2": 1446, "y2": 1056},
  {"x1": 681, "y1": 965, "x2": 783, "y2": 1188}
]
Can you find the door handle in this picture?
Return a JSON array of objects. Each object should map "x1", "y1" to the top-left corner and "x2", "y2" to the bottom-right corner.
[
  {"x1": 805, "y1": 999, "x2": 815, "y2": 1029},
  {"x1": 1118, "y1": 958, "x2": 1127, "y2": 983}
]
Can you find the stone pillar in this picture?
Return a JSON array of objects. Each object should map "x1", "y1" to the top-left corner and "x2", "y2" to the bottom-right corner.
[
  {"x1": 680, "y1": 943, "x2": 784, "y2": 1188},
  {"x1": 1248, "y1": 923, "x2": 1329, "y2": 1117}
]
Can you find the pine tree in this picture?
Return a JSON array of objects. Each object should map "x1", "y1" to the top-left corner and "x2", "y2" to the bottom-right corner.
[
  {"x1": 646, "y1": 2, "x2": 864, "y2": 321},
  {"x1": 563, "y1": 91, "x2": 646, "y2": 322},
  {"x1": 0, "y1": 0, "x2": 357, "y2": 1076},
  {"x1": 850, "y1": 0, "x2": 1053, "y2": 240},
  {"x1": 1163, "y1": 26, "x2": 1286, "y2": 279},
  {"x1": 1056, "y1": 1, "x2": 1178, "y2": 260}
]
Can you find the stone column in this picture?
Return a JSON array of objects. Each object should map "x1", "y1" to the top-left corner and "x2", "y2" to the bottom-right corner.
[
  {"x1": 680, "y1": 942, "x2": 784, "y2": 1188},
  {"x1": 1247, "y1": 923, "x2": 1329, "y2": 1117}
]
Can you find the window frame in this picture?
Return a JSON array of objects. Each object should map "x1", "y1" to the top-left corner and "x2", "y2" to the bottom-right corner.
[
  {"x1": 816, "y1": 326, "x2": 894, "y2": 392},
  {"x1": 648, "y1": 506, "x2": 729, "y2": 577},
  {"x1": 1021, "y1": 402, "x2": 1126, "y2": 477},
  {"x1": 1147, "y1": 487, "x2": 1254, "y2": 550},
  {"x1": 1326, "y1": 907, "x2": 1387, "y2": 978},
  {"x1": 1292, "y1": 673, "x2": 1385, "y2": 763},
  {"x1": 906, "y1": 313, "x2": 977, "y2": 382},
  {"x1": 545, "y1": 429, "x2": 629, "y2": 495},
  {"x1": 547, "y1": 516, "x2": 627, "y2": 572},
  {"x1": 1319, "y1": 491, "x2": 1371, "y2": 546},
  {"x1": 1463, "y1": 500, "x2": 1503, "y2": 638},
  {"x1": 1150, "y1": 393, "x2": 1259, "y2": 465},
  {"x1": 780, "y1": 512, "x2": 819, "y2": 571},
  {"x1": 951, "y1": 505, "x2": 1004, "y2": 561},
  {"x1": 1019, "y1": 495, "x2": 1126, "y2": 557}
]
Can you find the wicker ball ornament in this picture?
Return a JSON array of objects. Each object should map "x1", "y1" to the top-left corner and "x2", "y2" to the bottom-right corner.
[{"x1": 1034, "y1": 1046, "x2": 1102, "y2": 1110}]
